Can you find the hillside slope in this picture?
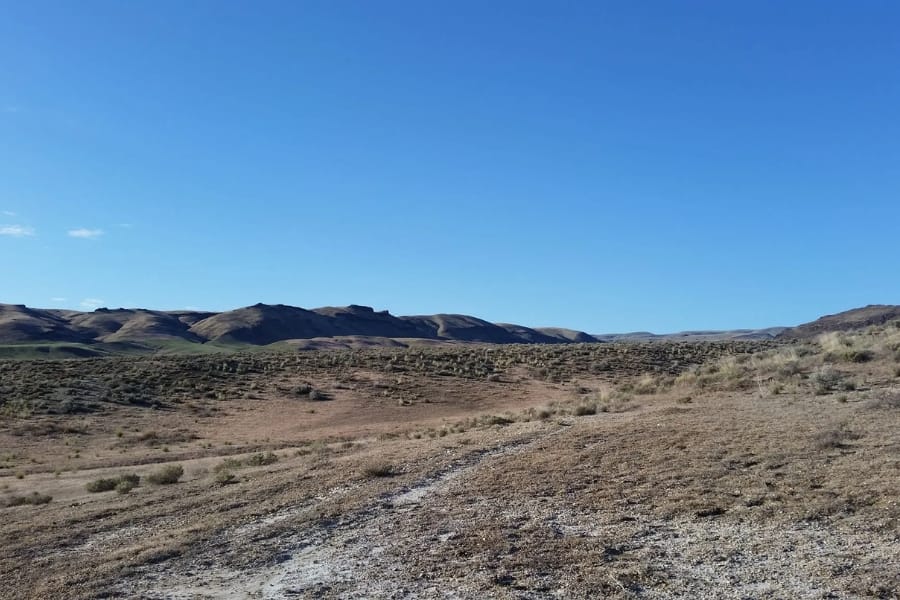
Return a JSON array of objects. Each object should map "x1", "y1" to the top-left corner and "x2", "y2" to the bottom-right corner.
[
  {"x1": 0, "y1": 304, "x2": 87, "y2": 343},
  {"x1": 0, "y1": 302, "x2": 598, "y2": 350},
  {"x1": 778, "y1": 304, "x2": 900, "y2": 339}
]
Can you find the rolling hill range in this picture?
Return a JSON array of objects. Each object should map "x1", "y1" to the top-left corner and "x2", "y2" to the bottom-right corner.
[
  {"x1": 1, "y1": 302, "x2": 895, "y2": 358},
  {"x1": 0, "y1": 303, "x2": 601, "y2": 356},
  {"x1": 591, "y1": 328, "x2": 787, "y2": 342}
]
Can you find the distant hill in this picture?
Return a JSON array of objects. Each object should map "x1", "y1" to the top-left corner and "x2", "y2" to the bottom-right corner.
[
  {"x1": 3, "y1": 302, "x2": 894, "y2": 356},
  {"x1": 778, "y1": 304, "x2": 900, "y2": 339},
  {"x1": 0, "y1": 302, "x2": 600, "y2": 353},
  {"x1": 593, "y1": 328, "x2": 787, "y2": 342},
  {"x1": 538, "y1": 327, "x2": 609, "y2": 343},
  {"x1": 0, "y1": 305, "x2": 86, "y2": 343}
]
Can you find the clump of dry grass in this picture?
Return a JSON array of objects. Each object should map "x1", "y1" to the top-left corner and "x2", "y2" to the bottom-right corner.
[
  {"x1": 572, "y1": 403, "x2": 597, "y2": 416},
  {"x1": 213, "y1": 470, "x2": 238, "y2": 486},
  {"x1": 468, "y1": 414, "x2": 514, "y2": 428},
  {"x1": 2, "y1": 492, "x2": 52, "y2": 507},
  {"x1": 818, "y1": 326, "x2": 900, "y2": 364},
  {"x1": 669, "y1": 325, "x2": 900, "y2": 398},
  {"x1": 86, "y1": 473, "x2": 140, "y2": 494},
  {"x1": 362, "y1": 462, "x2": 397, "y2": 477},
  {"x1": 591, "y1": 388, "x2": 634, "y2": 413},
  {"x1": 818, "y1": 332, "x2": 876, "y2": 363},
  {"x1": 810, "y1": 366, "x2": 851, "y2": 395},
  {"x1": 812, "y1": 423, "x2": 860, "y2": 450},
  {"x1": 146, "y1": 464, "x2": 184, "y2": 485},
  {"x1": 244, "y1": 451, "x2": 279, "y2": 467},
  {"x1": 522, "y1": 406, "x2": 553, "y2": 420},
  {"x1": 618, "y1": 373, "x2": 668, "y2": 395},
  {"x1": 515, "y1": 386, "x2": 637, "y2": 422}
]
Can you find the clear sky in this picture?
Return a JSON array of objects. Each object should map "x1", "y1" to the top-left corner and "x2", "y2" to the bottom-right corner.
[{"x1": 2, "y1": 1, "x2": 898, "y2": 333}]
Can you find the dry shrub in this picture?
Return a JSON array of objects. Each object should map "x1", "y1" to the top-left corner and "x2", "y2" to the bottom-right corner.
[
  {"x1": 810, "y1": 366, "x2": 847, "y2": 395},
  {"x1": 572, "y1": 403, "x2": 597, "y2": 416},
  {"x1": 813, "y1": 423, "x2": 860, "y2": 450},
  {"x1": 86, "y1": 473, "x2": 140, "y2": 493},
  {"x1": 819, "y1": 331, "x2": 880, "y2": 363},
  {"x1": 582, "y1": 387, "x2": 634, "y2": 413},
  {"x1": 362, "y1": 462, "x2": 396, "y2": 477},
  {"x1": 471, "y1": 414, "x2": 513, "y2": 427},
  {"x1": 524, "y1": 406, "x2": 553, "y2": 420},
  {"x1": 632, "y1": 375, "x2": 658, "y2": 395},
  {"x1": 213, "y1": 470, "x2": 238, "y2": 486},
  {"x1": 244, "y1": 452, "x2": 279, "y2": 467},
  {"x1": 3, "y1": 492, "x2": 52, "y2": 507},
  {"x1": 146, "y1": 464, "x2": 184, "y2": 485}
]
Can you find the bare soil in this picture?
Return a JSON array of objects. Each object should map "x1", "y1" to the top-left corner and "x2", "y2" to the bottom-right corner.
[{"x1": 1, "y1": 342, "x2": 897, "y2": 599}]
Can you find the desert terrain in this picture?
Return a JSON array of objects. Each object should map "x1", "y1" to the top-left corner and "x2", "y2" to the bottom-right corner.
[{"x1": 1, "y1": 307, "x2": 898, "y2": 599}]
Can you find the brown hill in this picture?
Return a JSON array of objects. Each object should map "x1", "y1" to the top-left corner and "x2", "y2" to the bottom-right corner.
[
  {"x1": 0, "y1": 304, "x2": 86, "y2": 343},
  {"x1": 535, "y1": 327, "x2": 598, "y2": 343},
  {"x1": 167, "y1": 311, "x2": 216, "y2": 327},
  {"x1": 0, "y1": 301, "x2": 600, "y2": 350},
  {"x1": 495, "y1": 324, "x2": 564, "y2": 344},
  {"x1": 312, "y1": 305, "x2": 426, "y2": 338},
  {"x1": 103, "y1": 311, "x2": 205, "y2": 343},
  {"x1": 595, "y1": 328, "x2": 786, "y2": 342},
  {"x1": 8, "y1": 301, "x2": 897, "y2": 351},
  {"x1": 61, "y1": 308, "x2": 207, "y2": 343},
  {"x1": 778, "y1": 304, "x2": 900, "y2": 339},
  {"x1": 401, "y1": 314, "x2": 525, "y2": 343},
  {"x1": 188, "y1": 304, "x2": 335, "y2": 344}
]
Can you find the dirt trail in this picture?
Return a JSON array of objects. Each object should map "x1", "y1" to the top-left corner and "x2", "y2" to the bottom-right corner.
[
  {"x1": 125, "y1": 426, "x2": 567, "y2": 599},
  {"x1": 123, "y1": 410, "x2": 899, "y2": 600}
]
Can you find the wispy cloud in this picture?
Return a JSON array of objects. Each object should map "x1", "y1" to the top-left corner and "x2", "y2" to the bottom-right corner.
[
  {"x1": 80, "y1": 298, "x2": 105, "y2": 310},
  {"x1": 117, "y1": 223, "x2": 133, "y2": 229},
  {"x1": 0, "y1": 224, "x2": 35, "y2": 237},
  {"x1": 51, "y1": 297, "x2": 67, "y2": 302},
  {"x1": 2, "y1": 210, "x2": 16, "y2": 217},
  {"x1": 68, "y1": 228, "x2": 104, "y2": 239}
]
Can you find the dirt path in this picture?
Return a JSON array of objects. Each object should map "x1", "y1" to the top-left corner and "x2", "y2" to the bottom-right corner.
[
  {"x1": 121, "y1": 409, "x2": 900, "y2": 600},
  {"x1": 122, "y1": 426, "x2": 568, "y2": 599}
]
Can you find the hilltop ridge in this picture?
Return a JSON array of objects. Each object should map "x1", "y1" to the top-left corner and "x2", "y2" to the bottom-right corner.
[
  {"x1": 1, "y1": 302, "x2": 895, "y2": 358},
  {"x1": 0, "y1": 303, "x2": 597, "y2": 353}
]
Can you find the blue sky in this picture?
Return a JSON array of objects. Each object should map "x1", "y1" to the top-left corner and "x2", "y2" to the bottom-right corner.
[{"x1": 2, "y1": 1, "x2": 898, "y2": 333}]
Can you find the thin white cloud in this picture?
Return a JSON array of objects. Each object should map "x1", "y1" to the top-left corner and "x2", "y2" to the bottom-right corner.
[
  {"x1": 117, "y1": 223, "x2": 133, "y2": 229},
  {"x1": 51, "y1": 297, "x2": 67, "y2": 302},
  {"x1": 80, "y1": 298, "x2": 105, "y2": 310},
  {"x1": 0, "y1": 224, "x2": 35, "y2": 237},
  {"x1": 2, "y1": 210, "x2": 16, "y2": 217},
  {"x1": 68, "y1": 228, "x2": 104, "y2": 239}
]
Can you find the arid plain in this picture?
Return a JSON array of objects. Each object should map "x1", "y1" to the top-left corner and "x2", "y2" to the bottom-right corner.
[{"x1": 1, "y1": 306, "x2": 898, "y2": 599}]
